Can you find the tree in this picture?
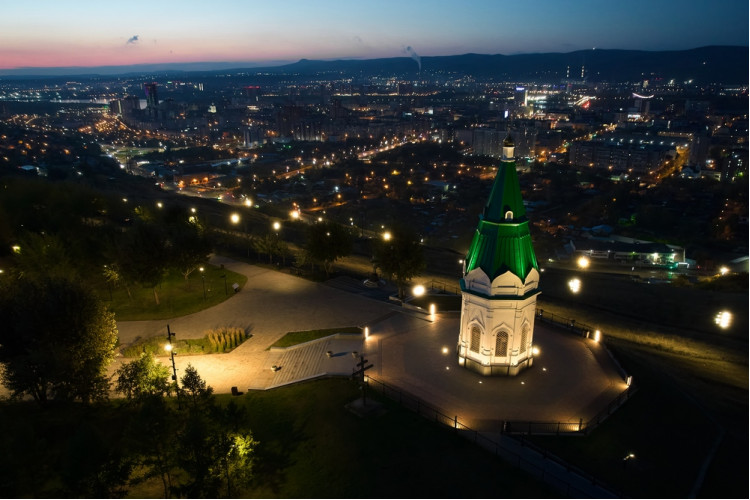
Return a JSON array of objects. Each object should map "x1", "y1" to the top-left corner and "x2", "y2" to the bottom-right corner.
[
  {"x1": 170, "y1": 220, "x2": 212, "y2": 282},
  {"x1": 114, "y1": 352, "x2": 172, "y2": 401},
  {"x1": 115, "y1": 219, "x2": 170, "y2": 305},
  {"x1": 303, "y1": 221, "x2": 353, "y2": 276},
  {"x1": 0, "y1": 275, "x2": 117, "y2": 405},
  {"x1": 252, "y1": 232, "x2": 286, "y2": 264},
  {"x1": 160, "y1": 205, "x2": 213, "y2": 282},
  {"x1": 175, "y1": 398, "x2": 257, "y2": 498},
  {"x1": 9, "y1": 232, "x2": 77, "y2": 281},
  {"x1": 126, "y1": 394, "x2": 179, "y2": 497},
  {"x1": 373, "y1": 224, "x2": 425, "y2": 299},
  {"x1": 181, "y1": 363, "x2": 214, "y2": 407}
]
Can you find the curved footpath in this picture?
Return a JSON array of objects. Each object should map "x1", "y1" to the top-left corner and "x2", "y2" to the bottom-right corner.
[{"x1": 113, "y1": 255, "x2": 397, "y2": 391}]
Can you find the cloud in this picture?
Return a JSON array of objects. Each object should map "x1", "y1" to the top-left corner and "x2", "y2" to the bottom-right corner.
[{"x1": 126, "y1": 35, "x2": 139, "y2": 44}]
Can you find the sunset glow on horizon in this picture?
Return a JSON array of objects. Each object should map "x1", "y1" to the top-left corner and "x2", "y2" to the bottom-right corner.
[{"x1": 1, "y1": 0, "x2": 747, "y2": 72}]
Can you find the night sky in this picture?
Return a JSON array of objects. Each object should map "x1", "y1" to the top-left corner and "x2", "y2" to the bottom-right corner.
[{"x1": 1, "y1": 0, "x2": 747, "y2": 72}]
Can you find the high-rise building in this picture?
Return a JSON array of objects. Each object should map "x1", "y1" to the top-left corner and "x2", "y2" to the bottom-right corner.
[{"x1": 144, "y1": 82, "x2": 159, "y2": 119}]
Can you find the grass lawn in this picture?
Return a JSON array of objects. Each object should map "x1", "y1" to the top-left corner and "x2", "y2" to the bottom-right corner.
[
  {"x1": 101, "y1": 264, "x2": 247, "y2": 321},
  {"x1": 230, "y1": 379, "x2": 558, "y2": 499},
  {"x1": 270, "y1": 327, "x2": 362, "y2": 349}
]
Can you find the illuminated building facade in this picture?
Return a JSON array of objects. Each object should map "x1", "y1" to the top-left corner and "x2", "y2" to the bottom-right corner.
[
  {"x1": 457, "y1": 135, "x2": 540, "y2": 376},
  {"x1": 144, "y1": 82, "x2": 159, "y2": 119}
]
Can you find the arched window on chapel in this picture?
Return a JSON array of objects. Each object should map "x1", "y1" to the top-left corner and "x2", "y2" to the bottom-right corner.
[
  {"x1": 495, "y1": 330, "x2": 508, "y2": 357},
  {"x1": 470, "y1": 326, "x2": 481, "y2": 353},
  {"x1": 520, "y1": 324, "x2": 529, "y2": 353}
]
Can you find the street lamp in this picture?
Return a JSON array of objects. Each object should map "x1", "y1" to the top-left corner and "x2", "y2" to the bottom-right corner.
[
  {"x1": 577, "y1": 255, "x2": 590, "y2": 269},
  {"x1": 199, "y1": 266, "x2": 206, "y2": 300},
  {"x1": 165, "y1": 325, "x2": 180, "y2": 407},
  {"x1": 165, "y1": 325, "x2": 178, "y2": 383},
  {"x1": 230, "y1": 212, "x2": 240, "y2": 225},
  {"x1": 714, "y1": 310, "x2": 732, "y2": 329},
  {"x1": 383, "y1": 231, "x2": 392, "y2": 241}
]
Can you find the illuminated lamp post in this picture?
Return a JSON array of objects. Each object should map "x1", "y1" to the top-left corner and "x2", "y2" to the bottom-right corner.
[
  {"x1": 200, "y1": 266, "x2": 206, "y2": 300},
  {"x1": 165, "y1": 325, "x2": 180, "y2": 408}
]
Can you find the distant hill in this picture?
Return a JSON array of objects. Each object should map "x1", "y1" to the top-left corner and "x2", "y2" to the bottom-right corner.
[
  {"x1": 1, "y1": 46, "x2": 746, "y2": 83},
  {"x1": 264, "y1": 46, "x2": 748, "y2": 84}
]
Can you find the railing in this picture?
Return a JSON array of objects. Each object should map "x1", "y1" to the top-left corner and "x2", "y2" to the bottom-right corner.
[
  {"x1": 366, "y1": 375, "x2": 619, "y2": 498},
  {"x1": 428, "y1": 279, "x2": 461, "y2": 296}
]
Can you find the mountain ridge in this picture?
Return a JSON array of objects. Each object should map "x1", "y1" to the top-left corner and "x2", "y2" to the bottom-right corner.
[{"x1": 1, "y1": 46, "x2": 746, "y2": 83}]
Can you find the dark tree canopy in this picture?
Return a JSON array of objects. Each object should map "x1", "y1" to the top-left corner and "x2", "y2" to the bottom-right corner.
[
  {"x1": 373, "y1": 224, "x2": 425, "y2": 299},
  {"x1": 0, "y1": 275, "x2": 117, "y2": 404},
  {"x1": 303, "y1": 221, "x2": 353, "y2": 276}
]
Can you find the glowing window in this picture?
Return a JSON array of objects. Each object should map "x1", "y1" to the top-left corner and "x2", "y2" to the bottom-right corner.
[
  {"x1": 470, "y1": 326, "x2": 481, "y2": 353},
  {"x1": 520, "y1": 324, "x2": 529, "y2": 353},
  {"x1": 505, "y1": 211, "x2": 513, "y2": 221},
  {"x1": 495, "y1": 330, "x2": 508, "y2": 357}
]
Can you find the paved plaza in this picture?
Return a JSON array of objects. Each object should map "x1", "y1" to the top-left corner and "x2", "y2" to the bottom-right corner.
[{"x1": 113, "y1": 256, "x2": 628, "y2": 433}]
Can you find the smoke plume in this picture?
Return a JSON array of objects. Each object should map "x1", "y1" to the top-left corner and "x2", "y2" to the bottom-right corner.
[{"x1": 403, "y1": 45, "x2": 421, "y2": 71}]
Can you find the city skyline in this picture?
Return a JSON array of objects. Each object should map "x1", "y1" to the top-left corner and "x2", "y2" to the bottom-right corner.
[{"x1": 1, "y1": 0, "x2": 747, "y2": 75}]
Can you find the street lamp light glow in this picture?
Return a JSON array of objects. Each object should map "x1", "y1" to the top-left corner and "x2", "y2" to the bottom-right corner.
[
  {"x1": 290, "y1": 210, "x2": 300, "y2": 220},
  {"x1": 568, "y1": 278, "x2": 582, "y2": 294},
  {"x1": 244, "y1": 198, "x2": 253, "y2": 207},
  {"x1": 273, "y1": 221, "x2": 281, "y2": 231},
  {"x1": 413, "y1": 285, "x2": 426, "y2": 297},
  {"x1": 383, "y1": 231, "x2": 392, "y2": 241},
  {"x1": 164, "y1": 343, "x2": 173, "y2": 352},
  {"x1": 719, "y1": 266, "x2": 729, "y2": 276},
  {"x1": 714, "y1": 310, "x2": 732, "y2": 329},
  {"x1": 230, "y1": 213, "x2": 240, "y2": 224},
  {"x1": 577, "y1": 256, "x2": 590, "y2": 269}
]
